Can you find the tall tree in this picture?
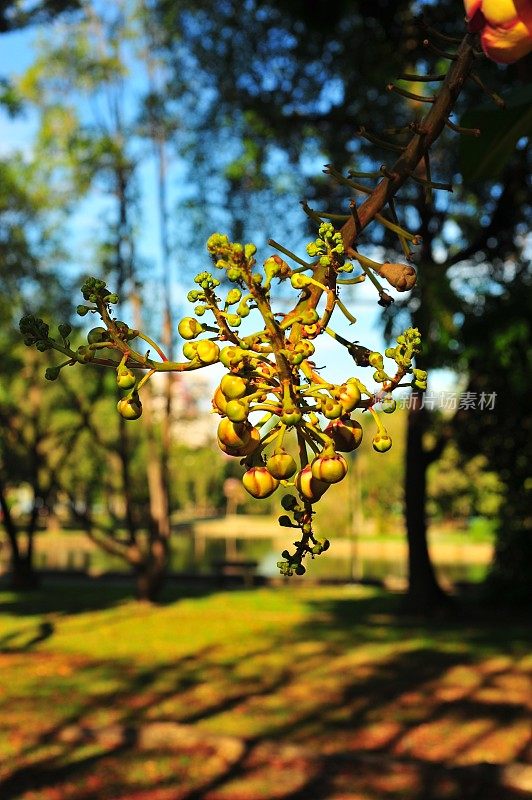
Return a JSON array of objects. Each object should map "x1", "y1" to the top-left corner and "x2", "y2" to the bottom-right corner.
[
  {"x1": 18, "y1": 2, "x2": 176, "y2": 600},
  {"x1": 0, "y1": 155, "x2": 73, "y2": 587}
]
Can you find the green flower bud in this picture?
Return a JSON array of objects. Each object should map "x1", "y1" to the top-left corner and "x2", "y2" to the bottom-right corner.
[
  {"x1": 322, "y1": 400, "x2": 344, "y2": 420},
  {"x1": 219, "y1": 346, "x2": 244, "y2": 369},
  {"x1": 281, "y1": 407, "x2": 302, "y2": 426},
  {"x1": 206, "y1": 232, "x2": 230, "y2": 254},
  {"x1": 58, "y1": 323, "x2": 72, "y2": 339},
  {"x1": 76, "y1": 305, "x2": 90, "y2": 316},
  {"x1": 76, "y1": 346, "x2": 94, "y2": 363},
  {"x1": 18, "y1": 315, "x2": 49, "y2": 344},
  {"x1": 381, "y1": 395, "x2": 396, "y2": 413},
  {"x1": 277, "y1": 560, "x2": 292, "y2": 576},
  {"x1": 281, "y1": 494, "x2": 298, "y2": 511},
  {"x1": 300, "y1": 309, "x2": 319, "y2": 325},
  {"x1": 87, "y1": 327, "x2": 109, "y2": 345},
  {"x1": 45, "y1": 366, "x2": 61, "y2": 381},
  {"x1": 225, "y1": 398, "x2": 249, "y2": 423},
  {"x1": 278, "y1": 516, "x2": 293, "y2": 528},
  {"x1": 294, "y1": 564, "x2": 306, "y2": 576},
  {"x1": 80, "y1": 277, "x2": 107, "y2": 302},
  {"x1": 236, "y1": 298, "x2": 250, "y2": 318}
]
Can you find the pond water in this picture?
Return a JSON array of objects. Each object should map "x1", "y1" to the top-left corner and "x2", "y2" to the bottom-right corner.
[{"x1": 26, "y1": 528, "x2": 491, "y2": 586}]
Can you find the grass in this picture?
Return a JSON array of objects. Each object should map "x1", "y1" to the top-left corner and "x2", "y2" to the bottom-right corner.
[{"x1": 0, "y1": 580, "x2": 530, "y2": 799}]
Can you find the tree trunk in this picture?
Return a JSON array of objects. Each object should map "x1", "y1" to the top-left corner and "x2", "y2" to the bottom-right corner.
[
  {"x1": 0, "y1": 483, "x2": 40, "y2": 590},
  {"x1": 404, "y1": 391, "x2": 449, "y2": 611},
  {"x1": 134, "y1": 562, "x2": 165, "y2": 603},
  {"x1": 9, "y1": 554, "x2": 40, "y2": 590}
]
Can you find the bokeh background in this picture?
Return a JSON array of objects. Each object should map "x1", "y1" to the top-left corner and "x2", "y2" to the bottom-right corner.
[{"x1": 0, "y1": 1, "x2": 531, "y2": 798}]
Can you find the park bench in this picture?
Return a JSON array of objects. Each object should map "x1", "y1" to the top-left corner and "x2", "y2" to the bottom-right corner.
[{"x1": 212, "y1": 559, "x2": 259, "y2": 588}]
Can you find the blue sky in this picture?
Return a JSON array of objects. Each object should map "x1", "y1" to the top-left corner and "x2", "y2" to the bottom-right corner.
[{"x1": 0, "y1": 15, "x2": 457, "y2": 394}]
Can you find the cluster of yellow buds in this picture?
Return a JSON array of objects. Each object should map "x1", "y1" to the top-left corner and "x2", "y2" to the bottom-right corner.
[{"x1": 21, "y1": 224, "x2": 427, "y2": 576}]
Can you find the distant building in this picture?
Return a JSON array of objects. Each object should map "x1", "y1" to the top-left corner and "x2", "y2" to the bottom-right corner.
[{"x1": 149, "y1": 371, "x2": 217, "y2": 447}]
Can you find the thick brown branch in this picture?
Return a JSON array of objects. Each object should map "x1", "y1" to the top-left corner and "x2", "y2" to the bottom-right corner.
[
  {"x1": 288, "y1": 32, "x2": 477, "y2": 318},
  {"x1": 341, "y1": 33, "x2": 476, "y2": 249}
]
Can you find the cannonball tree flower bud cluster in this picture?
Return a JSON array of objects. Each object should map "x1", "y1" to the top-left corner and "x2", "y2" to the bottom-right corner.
[
  {"x1": 21, "y1": 21, "x2": 503, "y2": 575},
  {"x1": 465, "y1": 0, "x2": 532, "y2": 63},
  {"x1": 21, "y1": 224, "x2": 424, "y2": 577}
]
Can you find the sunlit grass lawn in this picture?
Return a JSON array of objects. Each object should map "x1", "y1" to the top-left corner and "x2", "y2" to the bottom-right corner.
[{"x1": 0, "y1": 581, "x2": 530, "y2": 799}]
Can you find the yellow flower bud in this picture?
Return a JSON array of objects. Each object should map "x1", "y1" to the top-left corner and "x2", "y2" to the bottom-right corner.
[
  {"x1": 311, "y1": 453, "x2": 348, "y2": 484},
  {"x1": 266, "y1": 451, "x2": 297, "y2": 480},
  {"x1": 220, "y1": 373, "x2": 247, "y2": 400},
  {"x1": 225, "y1": 399, "x2": 249, "y2": 423},
  {"x1": 295, "y1": 465, "x2": 330, "y2": 503},
  {"x1": 212, "y1": 386, "x2": 227, "y2": 415},
  {"x1": 217, "y1": 418, "x2": 252, "y2": 448},
  {"x1": 242, "y1": 466, "x2": 279, "y2": 499},
  {"x1": 217, "y1": 426, "x2": 260, "y2": 457},
  {"x1": 337, "y1": 382, "x2": 361, "y2": 413},
  {"x1": 324, "y1": 419, "x2": 363, "y2": 452},
  {"x1": 373, "y1": 432, "x2": 392, "y2": 453},
  {"x1": 178, "y1": 317, "x2": 203, "y2": 340},
  {"x1": 117, "y1": 393, "x2": 142, "y2": 420},
  {"x1": 195, "y1": 339, "x2": 220, "y2": 364}
]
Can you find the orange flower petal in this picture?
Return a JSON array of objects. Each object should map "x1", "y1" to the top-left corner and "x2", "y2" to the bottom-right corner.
[{"x1": 481, "y1": 18, "x2": 532, "y2": 62}]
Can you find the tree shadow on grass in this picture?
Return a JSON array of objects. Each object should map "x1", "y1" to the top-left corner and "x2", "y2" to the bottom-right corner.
[
  {"x1": 0, "y1": 589, "x2": 530, "y2": 800},
  {"x1": 0, "y1": 620, "x2": 54, "y2": 653},
  {"x1": 0, "y1": 575, "x2": 218, "y2": 619}
]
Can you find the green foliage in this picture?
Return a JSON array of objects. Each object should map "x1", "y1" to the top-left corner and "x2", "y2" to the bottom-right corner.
[
  {"x1": 428, "y1": 443, "x2": 503, "y2": 522},
  {"x1": 455, "y1": 269, "x2": 532, "y2": 602},
  {"x1": 460, "y1": 85, "x2": 532, "y2": 181}
]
